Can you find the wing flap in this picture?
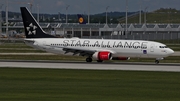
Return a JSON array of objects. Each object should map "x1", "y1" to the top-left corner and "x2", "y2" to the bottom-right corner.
[{"x1": 62, "y1": 47, "x2": 96, "y2": 56}]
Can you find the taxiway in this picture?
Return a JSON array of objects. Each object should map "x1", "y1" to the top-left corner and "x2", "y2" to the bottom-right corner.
[{"x1": 0, "y1": 60, "x2": 180, "y2": 72}]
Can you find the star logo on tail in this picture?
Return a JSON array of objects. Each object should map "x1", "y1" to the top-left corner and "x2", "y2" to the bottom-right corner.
[{"x1": 26, "y1": 23, "x2": 37, "y2": 35}]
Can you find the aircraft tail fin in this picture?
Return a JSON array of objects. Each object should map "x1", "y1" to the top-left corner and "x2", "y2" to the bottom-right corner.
[
  {"x1": 20, "y1": 7, "x2": 56, "y2": 38},
  {"x1": 77, "y1": 14, "x2": 86, "y2": 24}
]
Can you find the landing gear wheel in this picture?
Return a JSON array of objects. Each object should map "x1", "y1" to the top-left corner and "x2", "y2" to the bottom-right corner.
[
  {"x1": 86, "y1": 57, "x2": 92, "y2": 62},
  {"x1": 155, "y1": 60, "x2": 159, "y2": 64},
  {"x1": 97, "y1": 60, "x2": 103, "y2": 62}
]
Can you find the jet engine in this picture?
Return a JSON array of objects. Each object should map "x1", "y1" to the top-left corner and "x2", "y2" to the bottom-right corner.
[{"x1": 92, "y1": 51, "x2": 112, "y2": 60}]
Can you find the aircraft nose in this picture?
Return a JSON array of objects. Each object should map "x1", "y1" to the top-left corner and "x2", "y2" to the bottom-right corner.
[{"x1": 168, "y1": 48, "x2": 174, "y2": 55}]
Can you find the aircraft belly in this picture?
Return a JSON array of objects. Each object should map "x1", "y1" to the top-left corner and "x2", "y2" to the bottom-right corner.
[
  {"x1": 113, "y1": 50, "x2": 169, "y2": 58},
  {"x1": 113, "y1": 53, "x2": 141, "y2": 57},
  {"x1": 113, "y1": 48, "x2": 143, "y2": 58}
]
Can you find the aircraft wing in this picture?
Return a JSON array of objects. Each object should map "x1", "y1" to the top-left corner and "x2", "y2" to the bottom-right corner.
[
  {"x1": 62, "y1": 47, "x2": 96, "y2": 56},
  {"x1": 61, "y1": 47, "x2": 116, "y2": 57}
]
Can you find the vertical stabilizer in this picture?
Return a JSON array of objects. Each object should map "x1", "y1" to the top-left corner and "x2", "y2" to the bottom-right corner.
[{"x1": 20, "y1": 7, "x2": 56, "y2": 38}]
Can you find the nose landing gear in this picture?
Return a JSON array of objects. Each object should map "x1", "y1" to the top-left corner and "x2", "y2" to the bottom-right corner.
[
  {"x1": 155, "y1": 60, "x2": 159, "y2": 64},
  {"x1": 155, "y1": 58, "x2": 164, "y2": 64}
]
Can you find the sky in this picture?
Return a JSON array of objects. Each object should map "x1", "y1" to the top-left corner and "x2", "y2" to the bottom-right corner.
[{"x1": 0, "y1": 0, "x2": 180, "y2": 14}]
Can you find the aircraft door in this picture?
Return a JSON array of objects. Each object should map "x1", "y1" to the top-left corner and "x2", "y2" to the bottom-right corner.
[
  {"x1": 140, "y1": 43, "x2": 148, "y2": 58},
  {"x1": 150, "y1": 43, "x2": 155, "y2": 52}
]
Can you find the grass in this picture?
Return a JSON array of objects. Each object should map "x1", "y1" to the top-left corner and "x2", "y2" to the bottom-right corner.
[
  {"x1": 0, "y1": 43, "x2": 46, "y2": 53},
  {"x1": 158, "y1": 40, "x2": 180, "y2": 45},
  {"x1": 0, "y1": 68, "x2": 180, "y2": 101},
  {"x1": 0, "y1": 49, "x2": 45, "y2": 53},
  {"x1": 0, "y1": 43, "x2": 31, "y2": 48},
  {"x1": 120, "y1": 12, "x2": 180, "y2": 23}
]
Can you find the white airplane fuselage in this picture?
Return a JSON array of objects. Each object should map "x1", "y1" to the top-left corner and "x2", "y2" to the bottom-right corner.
[
  {"x1": 25, "y1": 38, "x2": 174, "y2": 59},
  {"x1": 20, "y1": 7, "x2": 174, "y2": 63}
]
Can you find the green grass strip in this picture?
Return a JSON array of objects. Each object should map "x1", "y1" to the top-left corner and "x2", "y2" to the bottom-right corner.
[
  {"x1": 0, "y1": 43, "x2": 32, "y2": 48},
  {"x1": 0, "y1": 68, "x2": 180, "y2": 101},
  {"x1": 0, "y1": 49, "x2": 45, "y2": 53}
]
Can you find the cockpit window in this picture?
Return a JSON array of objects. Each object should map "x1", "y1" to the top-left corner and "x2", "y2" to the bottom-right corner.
[{"x1": 159, "y1": 46, "x2": 168, "y2": 48}]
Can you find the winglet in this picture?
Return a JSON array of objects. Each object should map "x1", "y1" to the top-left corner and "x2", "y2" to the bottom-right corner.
[{"x1": 20, "y1": 7, "x2": 56, "y2": 38}]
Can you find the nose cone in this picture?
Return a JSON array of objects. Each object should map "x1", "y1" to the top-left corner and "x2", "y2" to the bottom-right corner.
[{"x1": 168, "y1": 48, "x2": 174, "y2": 55}]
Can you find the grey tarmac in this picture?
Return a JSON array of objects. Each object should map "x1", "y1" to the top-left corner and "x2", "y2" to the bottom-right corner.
[{"x1": 0, "y1": 60, "x2": 180, "y2": 72}]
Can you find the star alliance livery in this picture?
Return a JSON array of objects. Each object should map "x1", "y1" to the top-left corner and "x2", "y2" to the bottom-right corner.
[{"x1": 20, "y1": 7, "x2": 174, "y2": 64}]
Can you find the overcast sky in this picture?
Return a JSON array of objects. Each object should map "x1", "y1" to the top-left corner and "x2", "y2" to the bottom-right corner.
[{"x1": 0, "y1": 0, "x2": 180, "y2": 14}]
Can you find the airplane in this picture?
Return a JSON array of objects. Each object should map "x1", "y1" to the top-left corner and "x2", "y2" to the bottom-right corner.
[
  {"x1": 20, "y1": 7, "x2": 174, "y2": 64},
  {"x1": 77, "y1": 14, "x2": 86, "y2": 24}
]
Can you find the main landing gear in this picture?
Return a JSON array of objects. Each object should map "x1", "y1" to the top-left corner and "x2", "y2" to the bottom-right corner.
[
  {"x1": 97, "y1": 60, "x2": 103, "y2": 62},
  {"x1": 86, "y1": 57, "x2": 92, "y2": 62},
  {"x1": 86, "y1": 57, "x2": 103, "y2": 63}
]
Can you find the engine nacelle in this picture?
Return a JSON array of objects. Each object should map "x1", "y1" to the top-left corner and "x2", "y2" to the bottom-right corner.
[
  {"x1": 92, "y1": 51, "x2": 112, "y2": 60},
  {"x1": 112, "y1": 57, "x2": 130, "y2": 60}
]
